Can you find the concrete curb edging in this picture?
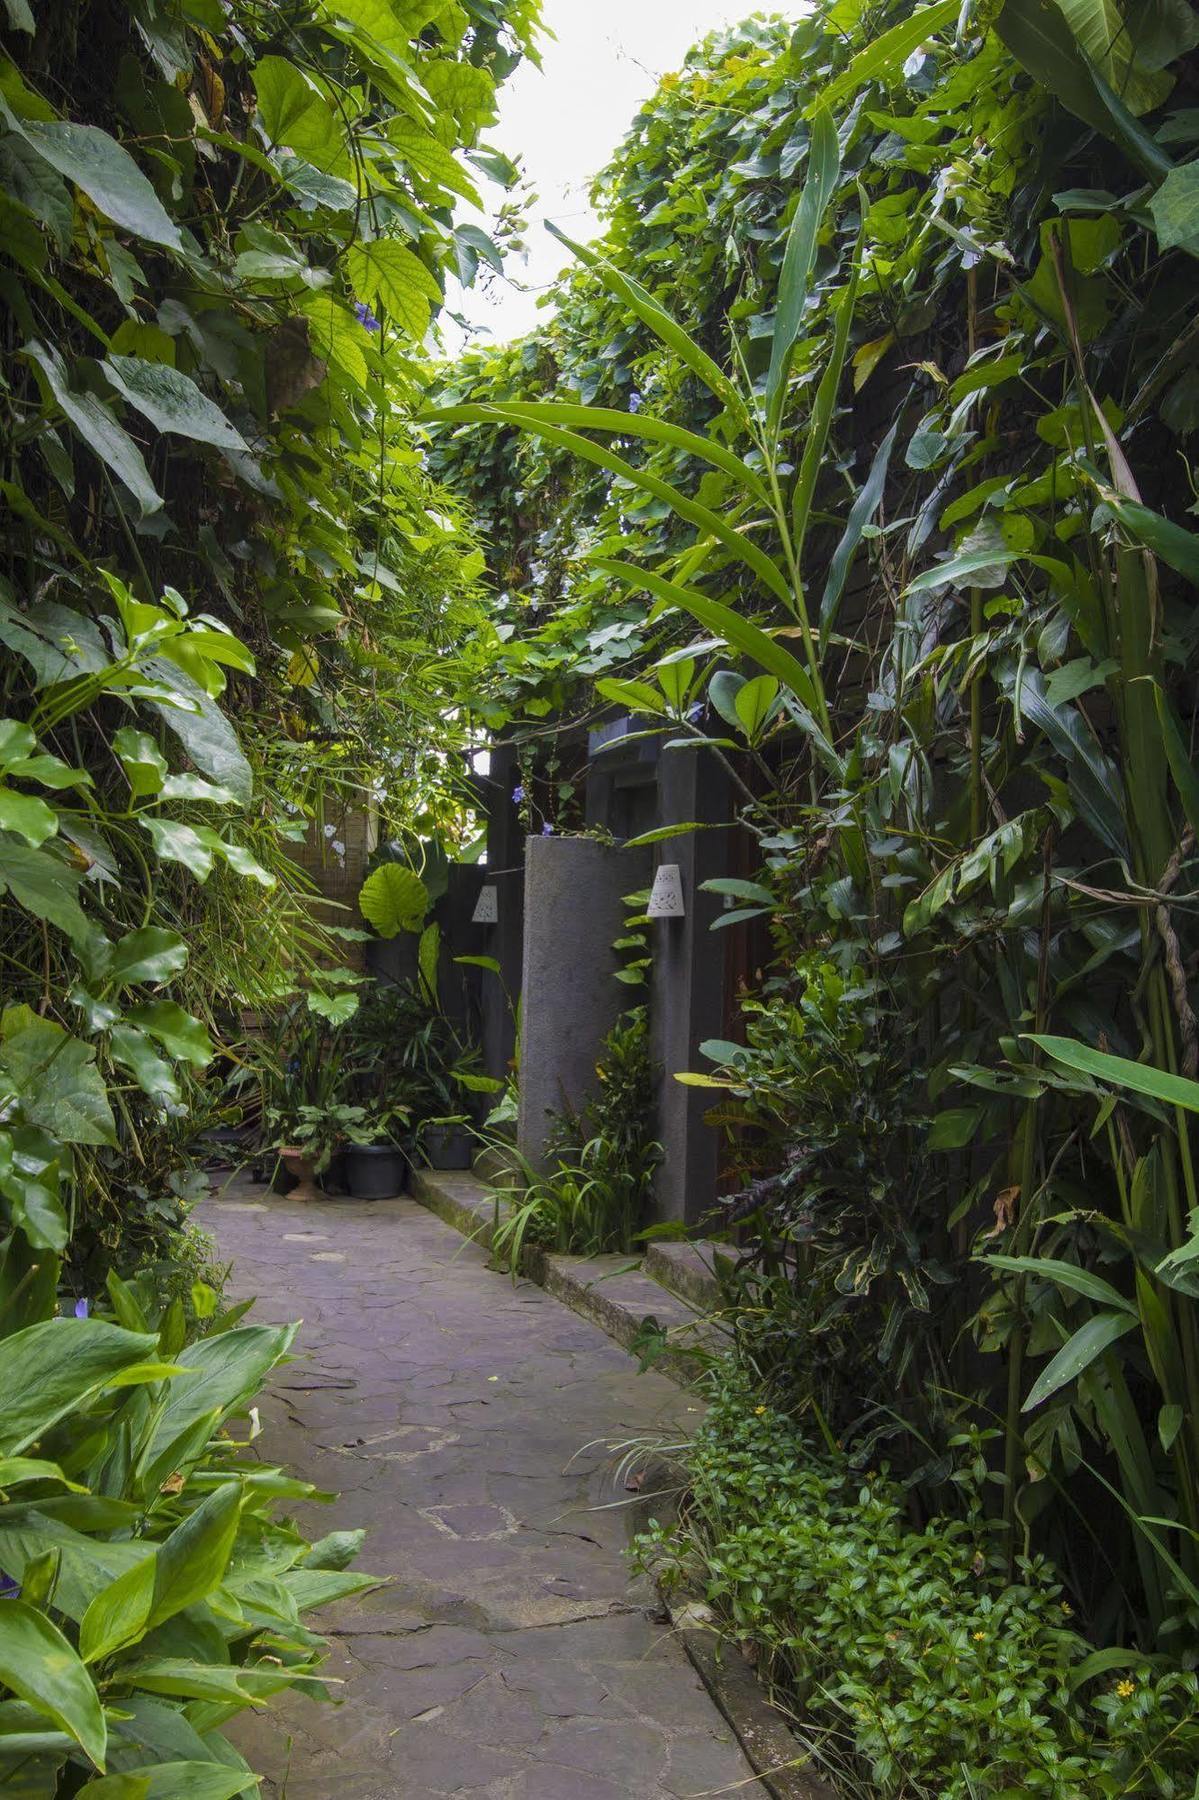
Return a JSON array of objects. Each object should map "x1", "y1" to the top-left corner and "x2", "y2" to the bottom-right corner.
[{"x1": 658, "y1": 1584, "x2": 838, "y2": 1800}]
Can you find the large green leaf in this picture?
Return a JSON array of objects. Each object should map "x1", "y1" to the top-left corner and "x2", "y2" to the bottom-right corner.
[
  {"x1": 80, "y1": 1765, "x2": 255, "y2": 1798},
  {"x1": 0, "y1": 837, "x2": 88, "y2": 942},
  {"x1": 766, "y1": 107, "x2": 839, "y2": 430},
  {"x1": 1029, "y1": 1033, "x2": 1199, "y2": 1113},
  {"x1": 0, "y1": 1008, "x2": 116, "y2": 1146},
  {"x1": 0, "y1": 1600, "x2": 105, "y2": 1768},
  {"x1": 253, "y1": 57, "x2": 345, "y2": 172},
  {"x1": 17, "y1": 120, "x2": 181, "y2": 249},
  {"x1": 347, "y1": 241, "x2": 441, "y2": 339},
  {"x1": 138, "y1": 1325, "x2": 297, "y2": 1477},
  {"x1": 996, "y1": 0, "x2": 1172, "y2": 178},
  {"x1": 126, "y1": 1001, "x2": 212, "y2": 1069},
  {"x1": 814, "y1": 0, "x2": 959, "y2": 115},
  {"x1": 24, "y1": 341, "x2": 162, "y2": 517},
  {"x1": 983, "y1": 1253, "x2": 1136, "y2": 1313},
  {"x1": 1024, "y1": 1309, "x2": 1138, "y2": 1409},
  {"x1": 358, "y1": 863, "x2": 428, "y2": 936},
  {"x1": 103, "y1": 358, "x2": 248, "y2": 452},
  {"x1": 0, "y1": 1316, "x2": 159, "y2": 1455},
  {"x1": 81, "y1": 1485, "x2": 241, "y2": 1662},
  {"x1": 107, "y1": 928, "x2": 189, "y2": 988},
  {"x1": 1149, "y1": 164, "x2": 1199, "y2": 257},
  {"x1": 0, "y1": 788, "x2": 57, "y2": 846},
  {"x1": 1052, "y1": 0, "x2": 1173, "y2": 114}
]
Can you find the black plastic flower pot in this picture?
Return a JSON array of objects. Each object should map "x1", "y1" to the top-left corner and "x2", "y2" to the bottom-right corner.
[
  {"x1": 421, "y1": 1124, "x2": 473, "y2": 1171},
  {"x1": 344, "y1": 1143, "x2": 409, "y2": 1200}
]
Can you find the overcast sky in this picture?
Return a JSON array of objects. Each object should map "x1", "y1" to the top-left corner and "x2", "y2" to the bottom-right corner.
[{"x1": 442, "y1": 0, "x2": 749, "y2": 349}]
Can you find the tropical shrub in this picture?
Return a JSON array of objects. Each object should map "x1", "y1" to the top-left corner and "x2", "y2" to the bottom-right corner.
[
  {"x1": 0, "y1": 1275, "x2": 375, "y2": 1796},
  {"x1": 639, "y1": 1373, "x2": 1199, "y2": 1799}
]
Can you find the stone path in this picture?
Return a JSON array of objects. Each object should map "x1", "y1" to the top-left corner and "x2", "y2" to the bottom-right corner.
[{"x1": 205, "y1": 1182, "x2": 765, "y2": 1799}]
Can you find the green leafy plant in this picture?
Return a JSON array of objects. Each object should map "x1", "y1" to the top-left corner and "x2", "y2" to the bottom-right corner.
[
  {"x1": 639, "y1": 1371, "x2": 1199, "y2": 1799},
  {"x1": 0, "y1": 1281, "x2": 376, "y2": 1795}
]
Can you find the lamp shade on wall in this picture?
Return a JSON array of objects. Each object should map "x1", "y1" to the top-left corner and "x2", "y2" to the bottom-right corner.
[
  {"x1": 471, "y1": 883, "x2": 498, "y2": 924},
  {"x1": 648, "y1": 862, "x2": 684, "y2": 918}
]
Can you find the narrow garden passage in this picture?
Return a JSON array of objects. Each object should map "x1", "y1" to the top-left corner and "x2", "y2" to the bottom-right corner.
[{"x1": 207, "y1": 1182, "x2": 765, "y2": 1800}]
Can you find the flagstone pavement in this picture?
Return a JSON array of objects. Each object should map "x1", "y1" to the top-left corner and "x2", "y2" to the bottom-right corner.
[{"x1": 205, "y1": 1181, "x2": 766, "y2": 1799}]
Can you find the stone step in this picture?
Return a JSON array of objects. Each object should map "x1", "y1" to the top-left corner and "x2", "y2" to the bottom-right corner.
[
  {"x1": 472, "y1": 1141, "x2": 524, "y2": 1188},
  {"x1": 409, "y1": 1167, "x2": 727, "y2": 1387},
  {"x1": 644, "y1": 1239, "x2": 723, "y2": 1313}
]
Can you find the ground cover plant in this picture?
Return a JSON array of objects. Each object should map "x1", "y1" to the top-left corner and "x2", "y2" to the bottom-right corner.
[
  {"x1": 431, "y1": 0, "x2": 1199, "y2": 1737},
  {"x1": 640, "y1": 1370, "x2": 1199, "y2": 1799}
]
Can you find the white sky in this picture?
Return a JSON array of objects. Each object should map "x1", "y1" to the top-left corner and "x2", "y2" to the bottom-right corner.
[{"x1": 442, "y1": 0, "x2": 748, "y2": 350}]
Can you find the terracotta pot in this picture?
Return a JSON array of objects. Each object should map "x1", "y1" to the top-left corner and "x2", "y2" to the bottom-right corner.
[{"x1": 277, "y1": 1147, "x2": 324, "y2": 1203}]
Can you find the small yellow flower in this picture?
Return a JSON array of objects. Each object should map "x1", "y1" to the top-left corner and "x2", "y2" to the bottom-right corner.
[
  {"x1": 1116, "y1": 1679, "x2": 1136, "y2": 1699},
  {"x1": 754, "y1": 1405, "x2": 767, "y2": 1416},
  {"x1": 1060, "y1": 1601, "x2": 1073, "y2": 1617},
  {"x1": 972, "y1": 1630, "x2": 987, "y2": 1642}
]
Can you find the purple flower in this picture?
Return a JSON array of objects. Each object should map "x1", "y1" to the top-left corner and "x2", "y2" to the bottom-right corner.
[
  {"x1": 628, "y1": 390, "x2": 643, "y2": 413},
  {"x1": 74, "y1": 1297, "x2": 89, "y2": 1319},
  {"x1": 353, "y1": 301, "x2": 381, "y2": 333},
  {"x1": 0, "y1": 1571, "x2": 19, "y2": 1601},
  {"x1": 541, "y1": 822, "x2": 553, "y2": 835},
  {"x1": 512, "y1": 784, "x2": 525, "y2": 805}
]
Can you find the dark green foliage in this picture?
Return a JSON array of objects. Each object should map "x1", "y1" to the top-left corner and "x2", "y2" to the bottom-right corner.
[
  {"x1": 639, "y1": 1372, "x2": 1199, "y2": 1798},
  {"x1": 433, "y1": 0, "x2": 1199, "y2": 1657}
]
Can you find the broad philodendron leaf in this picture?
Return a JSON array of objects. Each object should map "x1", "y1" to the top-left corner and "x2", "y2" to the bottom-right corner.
[
  {"x1": 0, "y1": 1600, "x2": 105, "y2": 1768},
  {"x1": 0, "y1": 836, "x2": 89, "y2": 942},
  {"x1": 103, "y1": 357, "x2": 248, "y2": 452},
  {"x1": 107, "y1": 928, "x2": 189, "y2": 988},
  {"x1": 0, "y1": 1007, "x2": 116, "y2": 1146},
  {"x1": 0, "y1": 787, "x2": 57, "y2": 846},
  {"x1": 358, "y1": 863, "x2": 428, "y2": 936},
  {"x1": 126, "y1": 1001, "x2": 213, "y2": 1069}
]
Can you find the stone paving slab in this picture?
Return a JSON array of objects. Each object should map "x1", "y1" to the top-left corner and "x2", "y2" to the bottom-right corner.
[{"x1": 204, "y1": 1182, "x2": 766, "y2": 1799}]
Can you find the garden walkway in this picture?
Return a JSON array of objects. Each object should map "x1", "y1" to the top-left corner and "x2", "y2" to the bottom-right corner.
[{"x1": 206, "y1": 1180, "x2": 765, "y2": 1799}]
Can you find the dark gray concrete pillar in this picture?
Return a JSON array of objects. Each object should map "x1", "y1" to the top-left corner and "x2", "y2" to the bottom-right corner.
[{"x1": 517, "y1": 833, "x2": 649, "y2": 1169}]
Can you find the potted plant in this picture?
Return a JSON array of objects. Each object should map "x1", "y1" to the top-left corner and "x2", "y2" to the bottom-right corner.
[
  {"x1": 418, "y1": 1112, "x2": 475, "y2": 1171},
  {"x1": 271, "y1": 1101, "x2": 372, "y2": 1202},
  {"x1": 343, "y1": 1105, "x2": 411, "y2": 1199}
]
